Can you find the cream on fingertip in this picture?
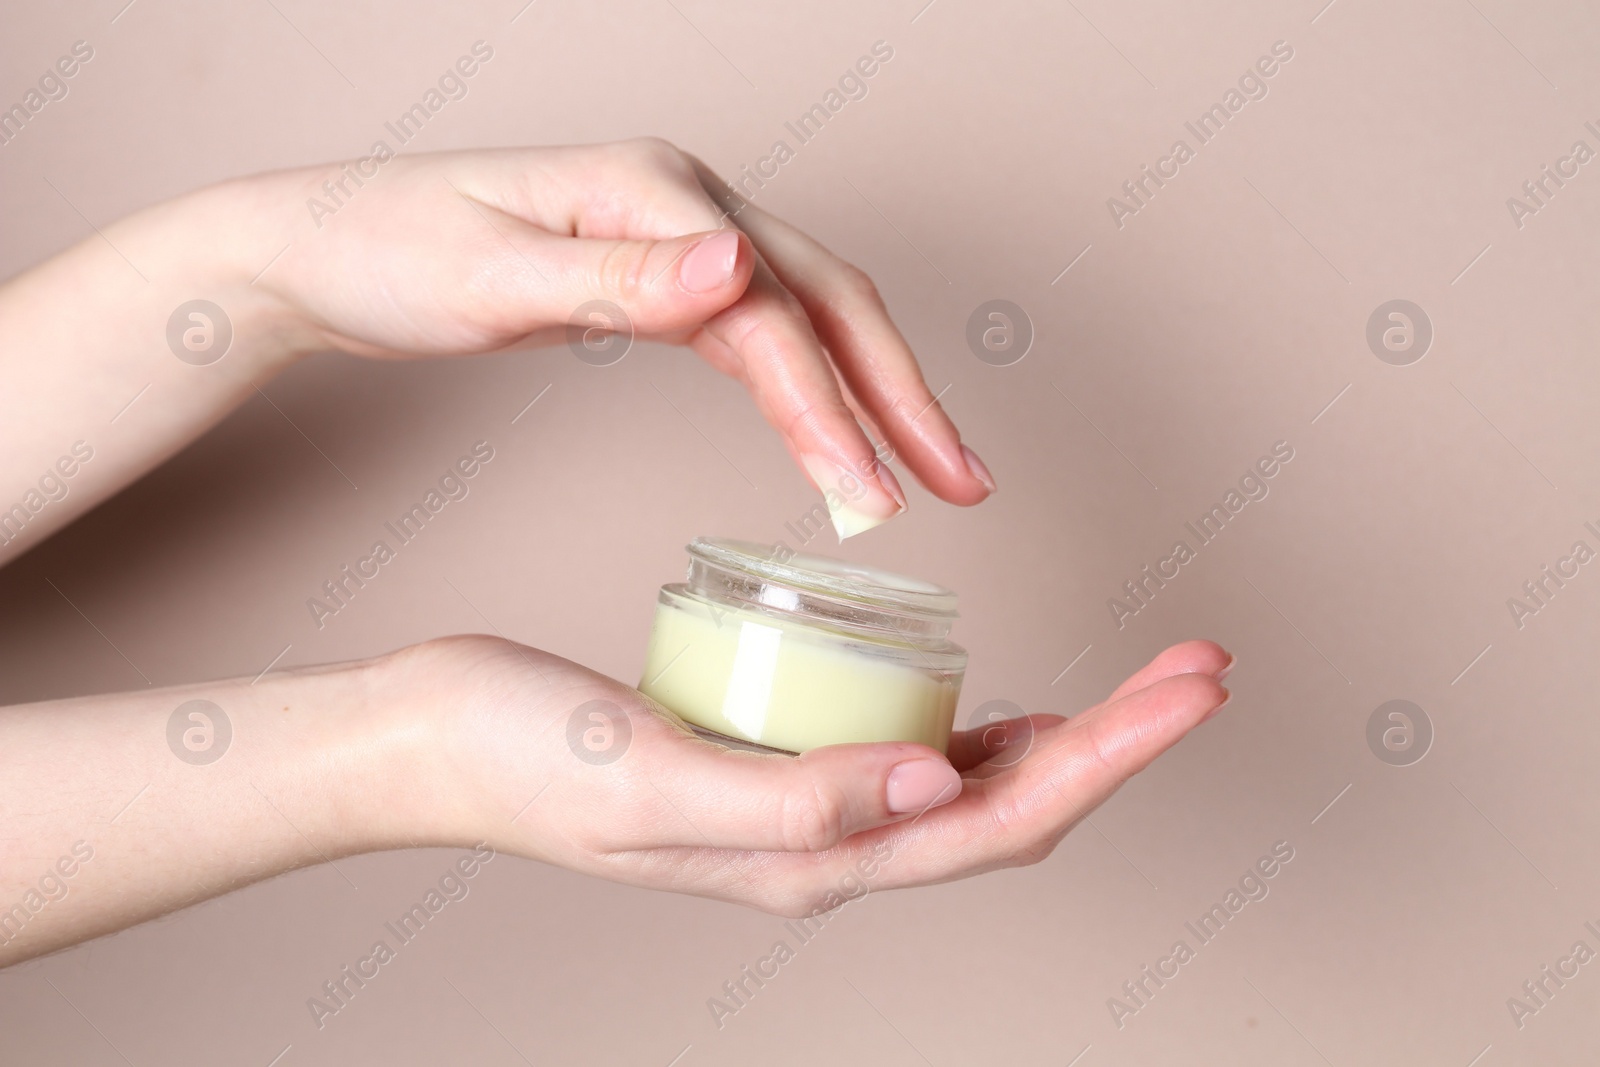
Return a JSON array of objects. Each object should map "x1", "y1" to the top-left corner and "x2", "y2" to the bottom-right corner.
[{"x1": 799, "y1": 453, "x2": 906, "y2": 541}]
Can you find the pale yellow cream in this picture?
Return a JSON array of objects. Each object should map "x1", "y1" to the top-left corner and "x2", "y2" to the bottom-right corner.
[{"x1": 638, "y1": 593, "x2": 961, "y2": 754}]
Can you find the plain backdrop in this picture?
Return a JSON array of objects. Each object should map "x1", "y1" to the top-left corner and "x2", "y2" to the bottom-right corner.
[{"x1": 3, "y1": 0, "x2": 1600, "y2": 1063}]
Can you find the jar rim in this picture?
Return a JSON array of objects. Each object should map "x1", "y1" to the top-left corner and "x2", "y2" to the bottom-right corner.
[{"x1": 686, "y1": 537, "x2": 959, "y2": 619}]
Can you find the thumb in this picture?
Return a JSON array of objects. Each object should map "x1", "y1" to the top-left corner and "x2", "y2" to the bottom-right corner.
[
  {"x1": 614, "y1": 736, "x2": 965, "y2": 854},
  {"x1": 524, "y1": 227, "x2": 750, "y2": 337}
]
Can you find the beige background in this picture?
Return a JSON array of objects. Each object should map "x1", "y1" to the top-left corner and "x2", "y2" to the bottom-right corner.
[{"x1": 3, "y1": 0, "x2": 1599, "y2": 1063}]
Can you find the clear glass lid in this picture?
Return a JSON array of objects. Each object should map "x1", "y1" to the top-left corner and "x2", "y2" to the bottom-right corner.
[{"x1": 680, "y1": 537, "x2": 960, "y2": 648}]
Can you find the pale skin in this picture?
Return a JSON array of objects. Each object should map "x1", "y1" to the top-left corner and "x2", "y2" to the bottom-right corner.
[{"x1": 0, "y1": 139, "x2": 1232, "y2": 967}]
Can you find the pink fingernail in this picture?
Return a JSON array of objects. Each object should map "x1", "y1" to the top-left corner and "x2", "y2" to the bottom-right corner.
[
  {"x1": 1202, "y1": 688, "x2": 1232, "y2": 722},
  {"x1": 887, "y1": 759, "x2": 962, "y2": 814},
  {"x1": 679, "y1": 231, "x2": 740, "y2": 293},
  {"x1": 1217, "y1": 654, "x2": 1237, "y2": 681},
  {"x1": 875, "y1": 460, "x2": 907, "y2": 510},
  {"x1": 962, "y1": 444, "x2": 996, "y2": 493}
]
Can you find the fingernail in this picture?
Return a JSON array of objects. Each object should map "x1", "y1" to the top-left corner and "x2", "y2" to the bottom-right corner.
[
  {"x1": 1202, "y1": 688, "x2": 1232, "y2": 723},
  {"x1": 875, "y1": 461, "x2": 907, "y2": 510},
  {"x1": 887, "y1": 759, "x2": 963, "y2": 814},
  {"x1": 961, "y1": 444, "x2": 996, "y2": 493},
  {"x1": 1217, "y1": 654, "x2": 1236, "y2": 681},
  {"x1": 679, "y1": 231, "x2": 740, "y2": 293},
  {"x1": 800, "y1": 453, "x2": 906, "y2": 541}
]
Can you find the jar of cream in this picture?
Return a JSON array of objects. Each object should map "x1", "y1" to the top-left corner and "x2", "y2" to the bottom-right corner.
[{"x1": 638, "y1": 538, "x2": 967, "y2": 754}]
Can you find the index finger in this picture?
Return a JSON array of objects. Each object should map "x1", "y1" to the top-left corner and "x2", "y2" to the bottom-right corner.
[
  {"x1": 690, "y1": 159, "x2": 995, "y2": 507},
  {"x1": 784, "y1": 670, "x2": 1230, "y2": 893}
]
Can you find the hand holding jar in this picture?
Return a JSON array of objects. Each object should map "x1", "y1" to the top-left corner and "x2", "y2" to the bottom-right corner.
[{"x1": 370, "y1": 632, "x2": 1232, "y2": 920}]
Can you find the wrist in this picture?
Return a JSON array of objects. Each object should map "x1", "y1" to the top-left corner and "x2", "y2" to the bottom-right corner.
[
  {"x1": 361, "y1": 635, "x2": 585, "y2": 857},
  {"x1": 243, "y1": 648, "x2": 474, "y2": 860},
  {"x1": 123, "y1": 175, "x2": 330, "y2": 377}
]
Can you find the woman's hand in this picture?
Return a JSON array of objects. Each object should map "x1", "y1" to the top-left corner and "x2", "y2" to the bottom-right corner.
[
  {"x1": 406, "y1": 635, "x2": 1232, "y2": 916},
  {"x1": 246, "y1": 139, "x2": 994, "y2": 537},
  {"x1": 1, "y1": 137, "x2": 989, "y2": 559},
  {"x1": 0, "y1": 633, "x2": 1228, "y2": 965}
]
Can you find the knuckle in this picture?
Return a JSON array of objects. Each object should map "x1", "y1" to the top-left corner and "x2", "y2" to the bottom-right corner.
[
  {"x1": 402, "y1": 633, "x2": 522, "y2": 676},
  {"x1": 780, "y1": 393, "x2": 853, "y2": 446},
  {"x1": 982, "y1": 796, "x2": 1027, "y2": 869},
  {"x1": 718, "y1": 293, "x2": 806, "y2": 356},
  {"x1": 836, "y1": 262, "x2": 883, "y2": 307},
  {"x1": 1011, "y1": 836, "x2": 1058, "y2": 868},
  {"x1": 623, "y1": 135, "x2": 691, "y2": 175},
  {"x1": 779, "y1": 780, "x2": 848, "y2": 853},
  {"x1": 596, "y1": 240, "x2": 648, "y2": 300},
  {"x1": 1080, "y1": 712, "x2": 1126, "y2": 783},
  {"x1": 884, "y1": 395, "x2": 925, "y2": 434},
  {"x1": 1017, "y1": 818, "x2": 1069, "y2": 868},
  {"x1": 983, "y1": 780, "x2": 1061, "y2": 869}
]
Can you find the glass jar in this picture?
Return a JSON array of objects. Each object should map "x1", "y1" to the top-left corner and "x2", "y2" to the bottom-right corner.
[{"x1": 638, "y1": 537, "x2": 967, "y2": 754}]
